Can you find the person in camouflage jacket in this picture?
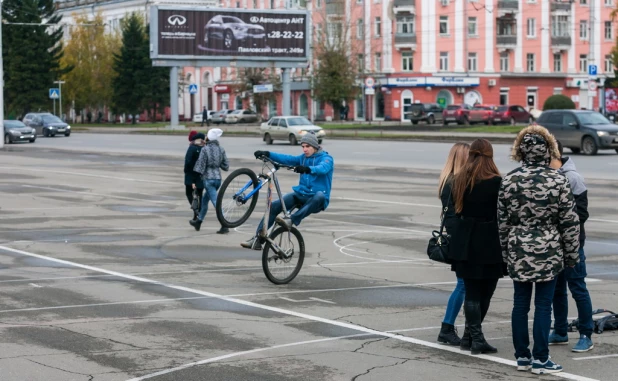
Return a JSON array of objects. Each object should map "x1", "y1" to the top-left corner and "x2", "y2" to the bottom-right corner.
[{"x1": 498, "y1": 125, "x2": 580, "y2": 374}]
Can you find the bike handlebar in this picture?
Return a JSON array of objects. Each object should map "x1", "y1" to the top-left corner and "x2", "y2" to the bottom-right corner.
[{"x1": 257, "y1": 155, "x2": 296, "y2": 170}]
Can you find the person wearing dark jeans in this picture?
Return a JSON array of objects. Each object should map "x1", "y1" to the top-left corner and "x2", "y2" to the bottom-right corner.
[
  {"x1": 498, "y1": 126, "x2": 580, "y2": 374},
  {"x1": 549, "y1": 141, "x2": 594, "y2": 352},
  {"x1": 512, "y1": 279, "x2": 558, "y2": 367},
  {"x1": 184, "y1": 131, "x2": 204, "y2": 221},
  {"x1": 448, "y1": 139, "x2": 504, "y2": 355}
]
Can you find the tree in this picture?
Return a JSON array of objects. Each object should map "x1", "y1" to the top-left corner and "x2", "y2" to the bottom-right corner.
[
  {"x1": 143, "y1": 25, "x2": 170, "y2": 122},
  {"x1": 111, "y1": 13, "x2": 150, "y2": 123},
  {"x1": 61, "y1": 11, "x2": 120, "y2": 122},
  {"x1": 2, "y1": 0, "x2": 72, "y2": 117},
  {"x1": 236, "y1": 67, "x2": 281, "y2": 117},
  {"x1": 311, "y1": 1, "x2": 362, "y2": 120},
  {"x1": 543, "y1": 94, "x2": 576, "y2": 111}
]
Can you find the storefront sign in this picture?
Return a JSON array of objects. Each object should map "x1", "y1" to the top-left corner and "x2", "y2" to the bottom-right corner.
[
  {"x1": 425, "y1": 77, "x2": 480, "y2": 87},
  {"x1": 385, "y1": 77, "x2": 425, "y2": 87},
  {"x1": 214, "y1": 85, "x2": 230, "y2": 93}
]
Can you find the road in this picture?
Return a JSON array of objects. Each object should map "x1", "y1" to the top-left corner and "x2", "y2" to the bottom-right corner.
[
  {"x1": 22, "y1": 133, "x2": 618, "y2": 180},
  {"x1": 0, "y1": 136, "x2": 617, "y2": 381}
]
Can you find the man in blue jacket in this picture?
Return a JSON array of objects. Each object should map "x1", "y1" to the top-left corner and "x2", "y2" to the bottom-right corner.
[{"x1": 241, "y1": 133, "x2": 334, "y2": 250}]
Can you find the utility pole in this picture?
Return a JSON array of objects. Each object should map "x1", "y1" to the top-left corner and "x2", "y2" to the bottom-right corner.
[
  {"x1": 54, "y1": 80, "x2": 65, "y2": 121},
  {"x1": 0, "y1": 0, "x2": 4, "y2": 149},
  {"x1": 589, "y1": 0, "x2": 595, "y2": 110}
]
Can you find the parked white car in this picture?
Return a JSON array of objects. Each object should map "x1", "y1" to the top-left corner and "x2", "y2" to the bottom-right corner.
[
  {"x1": 260, "y1": 116, "x2": 326, "y2": 145},
  {"x1": 192, "y1": 111, "x2": 216, "y2": 123}
]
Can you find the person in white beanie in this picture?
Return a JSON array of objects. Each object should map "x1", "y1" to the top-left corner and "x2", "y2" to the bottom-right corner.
[
  {"x1": 191, "y1": 128, "x2": 229, "y2": 233},
  {"x1": 241, "y1": 133, "x2": 334, "y2": 250}
]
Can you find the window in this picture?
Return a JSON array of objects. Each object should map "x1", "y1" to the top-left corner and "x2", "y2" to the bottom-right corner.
[
  {"x1": 580, "y1": 0, "x2": 587, "y2": 4},
  {"x1": 397, "y1": 15, "x2": 415, "y2": 34},
  {"x1": 375, "y1": 53, "x2": 382, "y2": 71},
  {"x1": 498, "y1": 19, "x2": 515, "y2": 35},
  {"x1": 580, "y1": 20, "x2": 588, "y2": 40},
  {"x1": 271, "y1": 0, "x2": 275, "y2": 8},
  {"x1": 375, "y1": 17, "x2": 381, "y2": 36},
  {"x1": 500, "y1": 52, "x2": 509, "y2": 72},
  {"x1": 579, "y1": 54, "x2": 588, "y2": 72},
  {"x1": 439, "y1": 52, "x2": 449, "y2": 71},
  {"x1": 358, "y1": 54, "x2": 364, "y2": 72},
  {"x1": 527, "y1": 18, "x2": 536, "y2": 38},
  {"x1": 468, "y1": 17, "x2": 477, "y2": 36},
  {"x1": 552, "y1": 16, "x2": 570, "y2": 37},
  {"x1": 316, "y1": 0, "x2": 321, "y2": 7},
  {"x1": 357, "y1": 19, "x2": 364, "y2": 39},
  {"x1": 328, "y1": 22, "x2": 342, "y2": 40},
  {"x1": 526, "y1": 53, "x2": 535, "y2": 72},
  {"x1": 554, "y1": 88, "x2": 563, "y2": 95},
  {"x1": 499, "y1": 91, "x2": 509, "y2": 106},
  {"x1": 467, "y1": 52, "x2": 477, "y2": 71},
  {"x1": 439, "y1": 16, "x2": 449, "y2": 35},
  {"x1": 553, "y1": 53, "x2": 562, "y2": 72},
  {"x1": 605, "y1": 55, "x2": 614, "y2": 73},
  {"x1": 605, "y1": 21, "x2": 613, "y2": 40},
  {"x1": 315, "y1": 24, "x2": 322, "y2": 42},
  {"x1": 402, "y1": 51, "x2": 413, "y2": 71},
  {"x1": 607, "y1": 0, "x2": 614, "y2": 5}
]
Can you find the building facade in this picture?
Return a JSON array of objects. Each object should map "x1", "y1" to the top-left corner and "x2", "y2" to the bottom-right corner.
[{"x1": 56, "y1": 0, "x2": 617, "y2": 122}]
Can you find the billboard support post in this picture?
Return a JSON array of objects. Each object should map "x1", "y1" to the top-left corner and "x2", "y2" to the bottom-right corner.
[
  {"x1": 282, "y1": 68, "x2": 290, "y2": 117},
  {"x1": 170, "y1": 66, "x2": 180, "y2": 128}
]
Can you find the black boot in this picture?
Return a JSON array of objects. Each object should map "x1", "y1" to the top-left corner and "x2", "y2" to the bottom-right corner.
[
  {"x1": 189, "y1": 219, "x2": 202, "y2": 231},
  {"x1": 460, "y1": 326, "x2": 471, "y2": 351},
  {"x1": 437, "y1": 322, "x2": 461, "y2": 346},
  {"x1": 216, "y1": 226, "x2": 229, "y2": 234},
  {"x1": 465, "y1": 300, "x2": 497, "y2": 355}
]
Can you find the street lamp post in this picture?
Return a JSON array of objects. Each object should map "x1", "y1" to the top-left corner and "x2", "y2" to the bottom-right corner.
[
  {"x1": 0, "y1": 0, "x2": 4, "y2": 149},
  {"x1": 54, "y1": 80, "x2": 65, "y2": 121}
]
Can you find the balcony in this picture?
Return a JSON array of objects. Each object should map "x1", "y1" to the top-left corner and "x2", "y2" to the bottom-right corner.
[
  {"x1": 325, "y1": 0, "x2": 344, "y2": 15},
  {"x1": 497, "y1": 0, "x2": 519, "y2": 16},
  {"x1": 551, "y1": 1, "x2": 572, "y2": 14},
  {"x1": 551, "y1": 35, "x2": 571, "y2": 52},
  {"x1": 496, "y1": 35, "x2": 517, "y2": 52},
  {"x1": 394, "y1": 33, "x2": 417, "y2": 50},
  {"x1": 393, "y1": 0, "x2": 416, "y2": 14}
]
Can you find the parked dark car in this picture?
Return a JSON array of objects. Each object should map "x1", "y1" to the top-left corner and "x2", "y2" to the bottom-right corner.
[
  {"x1": 492, "y1": 105, "x2": 534, "y2": 125},
  {"x1": 3, "y1": 120, "x2": 36, "y2": 144},
  {"x1": 442, "y1": 104, "x2": 472, "y2": 125},
  {"x1": 25, "y1": 113, "x2": 71, "y2": 137},
  {"x1": 406, "y1": 103, "x2": 444, "y2": 125},
  {"x1": 536, "y1": 110, "x2": 618, "y2": 155},
  {"x1": 203, "y1": 15, "x2": 265, "y2": 49},
  {"x1": 468, "y1": 105, "x2": 495, "y2": 125}
]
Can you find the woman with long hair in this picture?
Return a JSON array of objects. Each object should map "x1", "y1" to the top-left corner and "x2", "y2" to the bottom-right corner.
[
  {"x1": 436, "y1": 142, "x2": 470, "y2": 346},
  {"x1": 449, "y1": 138, "x2": 504, "y2": 355}
]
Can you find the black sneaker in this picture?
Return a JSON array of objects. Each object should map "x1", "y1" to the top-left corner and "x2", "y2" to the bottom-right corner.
[
  {"x1": 189, "y1": 219, "x2": 202, "y2": 231},
  {"x1": 240, "y1": 237, "x2": 262, "y2": 250},
  {"x1": 216, "y1": 226, "x2": 229, "y2": 234}
]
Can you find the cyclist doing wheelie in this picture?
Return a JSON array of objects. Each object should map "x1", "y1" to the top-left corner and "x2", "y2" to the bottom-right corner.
[{"x1": 241, "y1": 133, "x2": 334, "y2": 250}]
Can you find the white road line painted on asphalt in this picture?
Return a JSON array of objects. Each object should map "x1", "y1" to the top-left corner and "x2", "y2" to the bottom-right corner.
[
  {"x1": 588, "y1": 218, "x2": 618, "y2": 224},
  {"x1": 0, "y1": 245, "x2": 599, "y2": 381},
  {"x1": 585, "y1": 278, "x2": 603, "y2": 283},
  {"x1": 573, "y1": 354, "x2": 618, "y2": 361},
  {"x1": 587, "y1": 240, "x2": 618, "y2": 247},
  {"x1": 21, "y1": 185, "x2": 180, "y2": 205},
  {"x1": 28, "y1": 283, "x2": 43, "y2": 288},
  {"x1": 0, "y1": 166, "x2": 177, "y2": 185},
  {"x1": 0, "y1": 206, "x2": 98, "y2": 211},
  {"x1": 332, "y1": 196, "x2": 439, "y2": 208},
  {"x1": 277, "y1": 296, "x2": 336, "y2": 304}
]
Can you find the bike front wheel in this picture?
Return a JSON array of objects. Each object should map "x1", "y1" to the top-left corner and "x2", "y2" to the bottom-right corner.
[
  {"x1": 216, "y1": 168, "x2": 260, "y2": 228},
  {"x1": 262, "y1": 226, "x2": 305, "y2": 285}
]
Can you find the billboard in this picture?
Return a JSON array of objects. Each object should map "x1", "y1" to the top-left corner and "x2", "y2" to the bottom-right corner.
[{"x1": 151, "y1": 6, "x2": 309, "y2": 63}]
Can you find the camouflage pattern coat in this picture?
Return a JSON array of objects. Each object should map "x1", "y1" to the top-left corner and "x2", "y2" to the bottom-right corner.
[{"x1": 498, "y1": 126, "x2": 580, "y2": 282}]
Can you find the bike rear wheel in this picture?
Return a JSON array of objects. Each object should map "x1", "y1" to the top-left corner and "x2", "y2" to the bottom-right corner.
[
  {"x1": 262, "y1": 226, "x2": 305, "y2": 285},
  {"x1": 216, "y1": 168, "x2": 260, "y2": 228}
]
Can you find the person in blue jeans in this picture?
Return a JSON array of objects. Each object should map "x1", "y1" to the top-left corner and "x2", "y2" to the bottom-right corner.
[
  {"x1": 436, "y1": 142, "x2": 469, "y2": 346},
  {"x1": 549, "y1": 141, "x2": 594, "y2": 352},
  {"x1": 241, "y1": 133, "x2": 334, "y2": 250},
  {"x1": 190, "y1": 128, "x2": 229, "y2": 233}
]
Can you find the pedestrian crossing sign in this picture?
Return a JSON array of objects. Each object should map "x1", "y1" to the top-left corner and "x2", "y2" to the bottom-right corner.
[{"x1": 49, "y1": 88, "x2": 60, "y2": 99}]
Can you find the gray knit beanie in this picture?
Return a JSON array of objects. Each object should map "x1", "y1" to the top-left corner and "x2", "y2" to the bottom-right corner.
[{"x1": 300, "y1": 133, "x2": 320, "y2": 149}]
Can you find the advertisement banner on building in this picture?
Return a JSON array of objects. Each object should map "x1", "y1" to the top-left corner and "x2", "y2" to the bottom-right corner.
[
  {"x1": 605, "y1": 88, "x2": 618, "y2": 114},
  {"x1": 152, "y1": 6, "x2": 309, "y2": 62}
]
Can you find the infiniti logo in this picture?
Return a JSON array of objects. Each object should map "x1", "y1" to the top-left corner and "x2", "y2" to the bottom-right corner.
[
  {"x1": 168, "y1": 15, "x2": 187, "y2": 26},
  {"x1": 250, "y1": 16, "x2": 259, "y2": 23}
]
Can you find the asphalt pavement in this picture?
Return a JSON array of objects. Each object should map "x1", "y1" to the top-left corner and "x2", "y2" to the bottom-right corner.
[{"x1": 0, "y1": 136, "x2": 617, "y2": 381}]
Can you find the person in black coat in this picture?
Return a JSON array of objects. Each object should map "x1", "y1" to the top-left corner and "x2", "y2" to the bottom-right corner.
[
  {"x1": 184, "y1": 132, "x2": 205, "y2": 220},
  {"x1": 449, "y1": 138, "x2": 504, "y2": 355}
]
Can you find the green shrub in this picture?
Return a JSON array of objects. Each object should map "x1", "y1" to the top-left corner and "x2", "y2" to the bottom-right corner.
[{"x1": 542, "y1": 94, "x2": 576, "y2": 111}]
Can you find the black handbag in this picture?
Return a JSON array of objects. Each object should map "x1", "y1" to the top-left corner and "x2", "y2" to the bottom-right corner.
[
  {"x1": 427, "y1": 193, "x2": 452, "y2": 264},
  {"x1": 191, "y1": 189, "x2": 201, "y2": 214}
]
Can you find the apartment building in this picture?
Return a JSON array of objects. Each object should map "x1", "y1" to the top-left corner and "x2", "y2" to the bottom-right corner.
[{"x1": 55, "y1": 0, "x2": 617, "y2": 121}]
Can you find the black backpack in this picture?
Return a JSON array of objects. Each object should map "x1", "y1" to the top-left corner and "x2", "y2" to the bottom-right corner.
[{"x1": 568, "y1": 309, "x2": 618, "y2": 334}]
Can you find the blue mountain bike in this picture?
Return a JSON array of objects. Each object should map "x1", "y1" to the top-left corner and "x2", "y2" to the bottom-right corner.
[{"x1": 216, "y1": 156, "x2": 305, "y2": 284}]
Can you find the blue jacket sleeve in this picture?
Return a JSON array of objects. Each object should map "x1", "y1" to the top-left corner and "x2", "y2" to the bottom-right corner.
[
  {"x1": 269, "y1": 152, "x2": 303, "y2": 166},
  {"x1": 309, "y1": 154, "x2": 334, "y2": 175}
]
